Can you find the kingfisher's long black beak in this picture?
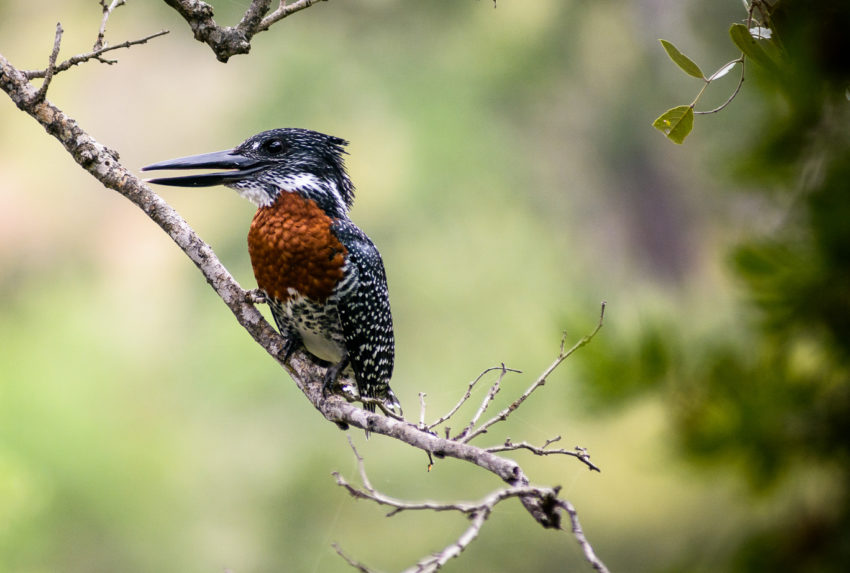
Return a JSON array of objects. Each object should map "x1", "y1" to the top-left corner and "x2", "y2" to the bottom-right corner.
[{"x1": 142, "y1": 149, "x2": 267, "y2": 187}]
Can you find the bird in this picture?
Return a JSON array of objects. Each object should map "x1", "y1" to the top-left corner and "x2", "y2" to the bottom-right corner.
[{"x1": 142, "y1": 128, "x2": 401, "y2": 420}]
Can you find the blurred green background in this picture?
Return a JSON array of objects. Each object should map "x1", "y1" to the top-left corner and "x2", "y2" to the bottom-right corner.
[{"x1": 2, "y1": 1, "x2": 848, "y2": 572}]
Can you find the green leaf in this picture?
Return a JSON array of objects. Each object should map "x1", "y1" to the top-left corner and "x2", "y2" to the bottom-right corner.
[
  {"x1": 652, "y1": 105, "x2": 694, "y2": 144},
  {"x1": 729, "y1": 23, "x2": 780, "y2": 73},
  {"x1": 659, "y1": 39, "x2": 705, "y2": 79}
]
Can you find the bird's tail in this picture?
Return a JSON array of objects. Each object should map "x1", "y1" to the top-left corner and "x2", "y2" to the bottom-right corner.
[{"x1": 361, "y1": 386, "x2": 402, "y2": 439}]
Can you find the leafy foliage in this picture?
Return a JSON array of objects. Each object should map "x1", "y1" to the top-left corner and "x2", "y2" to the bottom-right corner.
[{"x1": 653, "y1": 2, "x2": 786, "y2": 143}]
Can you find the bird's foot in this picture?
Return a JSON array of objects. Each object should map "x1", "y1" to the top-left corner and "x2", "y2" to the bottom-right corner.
[
  {"x1": 281, "y1": 335, "x2": 302, "y2": 363},
  {"x1": 322, "y1": 356, "x2": 351, "y2": 397},
  {"x1": 245, "y1": 288, "x2": 267, "y2": 305}
]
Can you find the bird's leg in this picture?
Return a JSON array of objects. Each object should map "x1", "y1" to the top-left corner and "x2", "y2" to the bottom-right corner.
[
  {"x1": 324, "y1": 355, "x2": 354, "y2": 432},
  {"x1": 323, "y1": 354, "x2": 351, "y2": 396},
  {"x1": 281, "y1": 332, "x2": 303, "y2": 363}
]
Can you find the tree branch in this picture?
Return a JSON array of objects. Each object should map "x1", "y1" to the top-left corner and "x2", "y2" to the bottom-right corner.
[
  {"x1": 560, "y1": 500, "x2": 610, "y2": 573},
  {"x1": 333, "y1": 437, "x2": 600, "y2": 573},
  {"x1": 162, "y1": 0, "x2": 327, "y2": 62},
  {"x1": 29, "y1": 22, "x2": 63, "y2": 105},
  {"x1": 24, "y1": 30, "x2": 170, "y2": 80},
  {"x1": 332, "y1": 543, "x2": 377, "y2": 573},
  {"x1": 95, "y1": 0, "x2": 126, "y2": 51},
  {"x1": 237, "y1": 0, "x2": 273, "y2": 35},
  {"x1": 258, "y1": 0, "x2": 328, "y2": 31},
  {"x1": 486, "y1": 437, "x2": 602, "y2": 473}
]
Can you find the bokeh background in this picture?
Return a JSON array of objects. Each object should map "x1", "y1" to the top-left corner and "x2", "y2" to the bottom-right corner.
[{"x1": 2, "y1": 1, "x2": 848, "y2": 572}]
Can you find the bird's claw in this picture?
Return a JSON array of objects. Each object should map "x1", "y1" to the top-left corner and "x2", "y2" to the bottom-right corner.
[
  {"x1": 281, "y1": 335, "x2": 301, "y2": 363},
  {"x1": 245, "y1": 288, "x2": 267, "y2": 305}
]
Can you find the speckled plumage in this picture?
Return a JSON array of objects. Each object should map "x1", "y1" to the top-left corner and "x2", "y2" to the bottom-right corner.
[{"x1": 144, "y1": 128, "x2": 400, "y2": 415}]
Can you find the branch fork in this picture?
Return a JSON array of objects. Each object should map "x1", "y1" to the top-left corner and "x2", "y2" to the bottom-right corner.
[{"x1": 163, "y1": 0, "x2": 327, "y2": 62}]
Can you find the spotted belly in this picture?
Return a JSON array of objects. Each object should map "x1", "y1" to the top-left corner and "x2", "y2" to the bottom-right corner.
[{"x1": 267, "y1": 293, "x2": 346, "y2": 364}]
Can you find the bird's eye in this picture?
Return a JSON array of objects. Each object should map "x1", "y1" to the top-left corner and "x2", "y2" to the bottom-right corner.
[{"x1": 263, "y1": 139, "x2": 285, "y2": 154}]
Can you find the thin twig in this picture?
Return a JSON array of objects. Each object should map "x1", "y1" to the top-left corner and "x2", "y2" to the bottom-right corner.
[
  {"x1": 335, "y1": 436, "x2": 554, "y2": 516},
  {"x1": 542, "y1": 435, "x2": 561, "y2": 449},
  {"x1": 332, "y1": 543, "x2": 377, "y2": 573},
  {"x1": 695, "y1": 57, "x2": 746, "y2": 115},
  {"x1": 452, "y1": 364, "x2": 512, "y2": 441},
  {"x1": 559, "y1": 500, "x2": 611, "y2": 573},
  {"x1": 336, "y1": 468, "x2": 548, "y2": 518},
  {"x1": 486, "y1": 438, "x2": 602, "y2": 472},
  {"x1": 693, "y1": 0, "x2": 765, "y2": 117},
  {"x1": 334, "y1": 468, "x2": 554, "y2": 517},
  {"x1": 426, "y1": 365, "x2": 521, "y2": 431},
  {"x1": 459, "y1": 303, "x2": 606, "y2": 443},
  {"x1": 95, "y1": 0, "x2": 126, "y2": 51},
  {"x1": 30, "y1": 23, "x2": 63, "y2": 104},
  {"x1": 24, "y1": 30, "x2": 169, "y2": 79},
  {"x1": 334, "y1": 440, "x2": 581, "y2": 573},
  {"x1": 347, "y1": 435, "x2": 374, "y2": 492},
  {"x1": 258, "y1": 0, "x2": 329, "y2": 31},
  {"x1": 403, "y1": 510, "x2": 488, "y2": 573}
]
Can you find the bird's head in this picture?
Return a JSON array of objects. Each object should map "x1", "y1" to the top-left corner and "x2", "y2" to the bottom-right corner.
[{"x1": 142, "y1": 128, "x2": 354, "y2": 216}]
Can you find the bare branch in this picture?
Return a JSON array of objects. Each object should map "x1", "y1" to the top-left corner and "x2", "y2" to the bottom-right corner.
[
  {"x1": 559, "y1": 500, "x2": 611, "y2": 573},
  {"x1": 336, "y1": 468, "x2": 554, "y2": 518},
  {"x1": 23, "y1": 0, "x2": 167, "y2": 82},
  {"x1": 332, "y1": 543, "x2": 378, "y2": 573},
  {"x1": 452, "y1": 364, "x2": 512, "y2": 441},
  {"x1": 237, "y1": 0, "x2": 273, "y2": 35},
  {"x1": 30, "y1": 22, "x2": 63, "y2": 105},
  {"x1": 347, "y1": 435, "x2": 375, "y2": 493},
  {"x1": 336, "y1": 435, "x2": 551, "y2": 517},
  {"x1": 24, "y1": 30, "x2": 170, "y2": 80},
  {"x1": 95, "y1": 0, "x2": 127, "y2": 51},
  {"x1": 258, "y1": 0, "x2": 329, "y2": 31},
  {"x1": 162, "y1": 0, "x2": 327, "y2": 62},
  {"x1": 425, "y1": 365, "x2": 521, "y2": 431},
  {"x1": 161, "y1": 0, "x2": 244, "y2": 62},
  {"x1": 404, "y1": 510, "x2": 488, "y2": 573},
  {"x1": 459, "y1": 303, "x2": 606, "y2": 444},
  {"x1": 333, "y1": 438, "x2": 584, "y2": 573},
  {"x1": 486, "y1": 438, "x2": 602, "y2": 473}
]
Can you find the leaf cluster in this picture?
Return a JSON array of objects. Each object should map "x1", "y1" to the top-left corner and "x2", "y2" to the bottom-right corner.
[{"x1": 653, "y1": 1, "x2": 784, "y2": 143}]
